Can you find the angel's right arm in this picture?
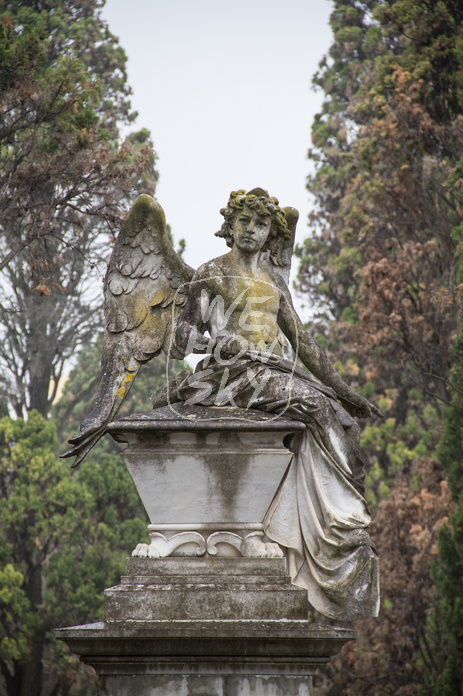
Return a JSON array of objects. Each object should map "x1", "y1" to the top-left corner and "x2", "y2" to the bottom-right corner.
[{"x1": 175, "y1": 270, "x2": 211, "y2": 357}]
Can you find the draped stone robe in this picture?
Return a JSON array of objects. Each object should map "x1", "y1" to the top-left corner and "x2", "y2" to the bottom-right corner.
[{"x1": 177, "y1": 351, "x2": 380, "y2": 621}]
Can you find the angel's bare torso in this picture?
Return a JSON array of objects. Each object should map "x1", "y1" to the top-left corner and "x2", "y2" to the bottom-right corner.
[{"x1": 177, "y1": 254, "x2": 285, "y2": 357}]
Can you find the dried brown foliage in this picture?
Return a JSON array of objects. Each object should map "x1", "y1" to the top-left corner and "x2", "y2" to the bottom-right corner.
[{"x1": 325, "y1": 457, "x2": 453, "y2": 696}]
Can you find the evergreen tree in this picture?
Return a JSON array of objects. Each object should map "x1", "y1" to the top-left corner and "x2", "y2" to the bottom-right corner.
[
  {"x1": 0, "y1": 320, "x2": 188, "y2": 696},
  {"x1": 299, "y1": 1, "x2": 463, "y2": 693},
  {"x1": 0, "y1": 3, "x2": 171, "y2": 694},
  {"x1": 428, "y1": 333, "x2": 463, "y2": 694},
  {"x1": 299, "y1": 0, "x2": 463, "y2": 435},
  {"x1": 0, "y1": 411, "x2": 148, "y2": 696}
]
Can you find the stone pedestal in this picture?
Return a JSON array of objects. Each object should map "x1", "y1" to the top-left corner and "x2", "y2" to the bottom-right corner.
[
  {"x1": 57, "y1": 618, "x2": 354, "y2": 696},
  {"x1": 107, "y1": 404, "x2": 306, "y2": 559},
  {"x1": 57, "y1": 406, "x2": 355, "y2": 695}
]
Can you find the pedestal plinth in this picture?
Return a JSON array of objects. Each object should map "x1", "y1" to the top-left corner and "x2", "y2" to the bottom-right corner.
[
  {"x1": 57, "y1": 406, "x2": 355, "y2": 695},
  {"x1": 57, "y1": 618, "x2": 354, "y2": 696}
]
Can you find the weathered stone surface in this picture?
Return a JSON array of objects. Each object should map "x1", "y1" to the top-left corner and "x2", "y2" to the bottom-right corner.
[
  {"x1": 104, "y1": 581, "x2": 307, "y2": 622},
  {"x1": 58, "y1": 558, "x2": 354, "y2": 695},
  {"x1": 109, "y1": 403, "x2": 306, "y2": 431},
  {"x1": 100, "y1": 673, "x2": 314, "y2": 696},
  {"x1": 104, "y1": 556, "x2": 308, "y2": 622},
  {"x1": 126, "y1": 556, "x2": 289, "y2": 577},
  {"x1": 108, "y1": 405, "x2": 303, "y2": 529},
  {"x1": 56, "y1": 620, "x2": 355, "y2": 669},
  {"x1": 57, "y1": 620, "x2": 355, "y2": 695},
  {"x1": 56, "y1": 619, "x2": 355, "y2": 655}
]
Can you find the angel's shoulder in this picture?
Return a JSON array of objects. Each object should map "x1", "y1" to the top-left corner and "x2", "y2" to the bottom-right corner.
[
  {"x1": 193, "y1": 254, "x2": 230, "y2": 279},
  {"x1": 259, "y1": 263, "x2": 290, "y2": 296}
]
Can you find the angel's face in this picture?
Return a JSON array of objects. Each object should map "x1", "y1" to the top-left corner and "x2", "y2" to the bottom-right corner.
[{"x1": 231, "y1": 205, "x2": 271, "y2": 254}]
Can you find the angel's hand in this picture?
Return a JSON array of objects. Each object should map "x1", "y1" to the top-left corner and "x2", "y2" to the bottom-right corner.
[
  {"x1": 339, "y1": 391, "x2": 384, "y2": 419},
  {"x1": 214, "y1": 335, "x2": 249, "y2": 360},
  {"x1": 176, "y1": 320, "x2": 210, "y2": 356}
]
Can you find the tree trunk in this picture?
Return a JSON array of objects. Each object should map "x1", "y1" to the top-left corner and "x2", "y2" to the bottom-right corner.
[
  {"x1": 28, "y1": 296, "x2": 56, "y2": 417},
  {"x1": 20, "y1": 563, "x2": 44, "y2": 696}
]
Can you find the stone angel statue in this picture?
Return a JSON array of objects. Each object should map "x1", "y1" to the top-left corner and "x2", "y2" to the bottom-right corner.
[
  {"x1": 61, "y1": 189, "x2": 298, "y2": 466},
  {"x1": 63, "y1": 187, "x2": 381, "y2": 621}
]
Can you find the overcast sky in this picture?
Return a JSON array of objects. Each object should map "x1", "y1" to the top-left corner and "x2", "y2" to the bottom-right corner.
[{"x1": 101, "y1": 0, "x2": 333, "y2": 308}]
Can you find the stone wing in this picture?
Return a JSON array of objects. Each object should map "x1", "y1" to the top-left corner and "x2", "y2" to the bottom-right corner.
[
  {"x1": 266, "y1": 207, "x2": 299, "y2": 284},
  {"x1": 61, "y1": 194, "x2": 194, "y2": 467}
]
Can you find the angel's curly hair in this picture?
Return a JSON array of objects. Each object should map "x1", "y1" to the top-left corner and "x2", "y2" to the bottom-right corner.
[{"x1": 216, "y1": 188, "x2": 290, "y2": 250}]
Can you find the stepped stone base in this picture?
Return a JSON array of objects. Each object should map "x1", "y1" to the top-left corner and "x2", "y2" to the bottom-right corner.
[
  {"x1": 57, "y1": 619, "x2": 355, "y2": 696},
  {"x1": 105, "y1": 557, "x2": 308, "y2": 621},
  {"x1": 57, "y1": 556, "x2": 355, "y2": 696}
]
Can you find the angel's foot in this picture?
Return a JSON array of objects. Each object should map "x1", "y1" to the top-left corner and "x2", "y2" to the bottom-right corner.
[
  {"x1": 242, "y1": 533, "x2": 284, "y2": 558},
  {"x1": 132, "y1": 542, "x2": 162, "y2": 558}
]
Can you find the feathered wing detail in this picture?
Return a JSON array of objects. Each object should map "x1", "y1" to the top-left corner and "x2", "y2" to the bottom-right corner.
[
  {"x1": 261, "y1": 206, "x2": 298, "y2": 351},
  {"x1": 61, "y1": 194, "x2": 194, "y2": 467},
  {"x1": 267, "y1": 206, "x2": 299, "y2": 284}
]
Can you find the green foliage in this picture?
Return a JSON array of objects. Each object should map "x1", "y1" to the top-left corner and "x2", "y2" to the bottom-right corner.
[
  {"x1": 0, "y1": 564, "x2": 34, "y2": 663},
  {"x1": 429, "y1": 500, "x2": 463, "y2": 696},
  {"x1": 360, "y1": 403, "x2": 439, "y2": 509},
  {"x1": 422, "y1": 330, "x2": 463, "y2": 695},
  {"x1": 0, "y1": 409, "x2": 148, "y2": 695},
  {"x1": 0, "y1": 321, "x2": 186, "y2": 696},
  {"x1": 438, "y1": 334, "x2": 463, "y2": 498}
]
